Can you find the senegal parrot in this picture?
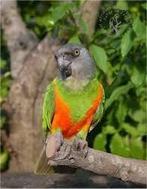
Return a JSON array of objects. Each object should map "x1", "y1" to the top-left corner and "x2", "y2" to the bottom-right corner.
[{"x1": 35, "y1": 43, "x2": 105, "y2": 174}]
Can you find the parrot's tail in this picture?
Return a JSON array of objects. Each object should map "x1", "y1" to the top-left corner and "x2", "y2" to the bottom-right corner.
[{"x1": 34, "y1": 146, "x2": 54, "y2": 175}]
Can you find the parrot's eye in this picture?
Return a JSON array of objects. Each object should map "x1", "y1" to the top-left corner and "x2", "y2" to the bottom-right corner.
[{"x1": 74, "y1": 49, "x2": 80, "y2": 56}]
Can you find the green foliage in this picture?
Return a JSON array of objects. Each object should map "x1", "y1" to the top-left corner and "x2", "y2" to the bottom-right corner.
[
  {"x1": 105, "y1": 82, "x2": 133, "y2": 110},
  {"x1": 0, "y1": 58, "x2": 7, "y2": 69},
  {"x1": 0, "y1": 149, "x2": 9, "y2": 171},
  {"x1": 93, "y1": 133, "x2": 106, "y2": 151},
  {"x1": 90, "y1": 45, "x2": 109, "y2": 74},
  {"x1": 68, "y1": 35, "x2": 81, "y2": 44},
  {"x1": 0, "y1": 33, "x2": 11, "y2": 171},
  {"x1": 0, "y1": 71, "x2": 11, "y2": 103},
  {"x1": 121, "y1": 29, "x2": 133, "y2": 57},
  {"x1": 133, "y1": 17, "x2": 146, "y2": 40},
  {"x1": 0, "y1": 115, "x2": 6, "y2": 129},
  {"x1": 110, "y1": 134, "x2": 130, "y2": 157}
]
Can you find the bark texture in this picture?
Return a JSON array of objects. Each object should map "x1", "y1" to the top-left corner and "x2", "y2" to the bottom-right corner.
[
  {"x1": 81, "y1": 0, "x2": 101, "y2": 35},
  {"x1": 6, "y1": 37, "x2": 60, "y2": 172},
  {"x1": 1, "y1": 0, "x2": 38, "y2": 78},
  {"x1": 49, "y1": 142, "x2": 147, "y2": 185}
]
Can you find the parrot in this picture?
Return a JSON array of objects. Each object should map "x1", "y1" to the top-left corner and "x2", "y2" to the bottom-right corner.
[{"x1": 34, "y1": 43, "x2": 105, "y2": 174}]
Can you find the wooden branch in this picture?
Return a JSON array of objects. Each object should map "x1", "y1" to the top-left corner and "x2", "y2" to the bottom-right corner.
[
  {"x1": 1, "y1": 0, "x2": 38, "y2": 78},
  {"x1": 81, "y1": 0, "x2": 101, "y2": 35},
  {"x1": 50, "y1": 142, "x2": 147, "y2": 185}
]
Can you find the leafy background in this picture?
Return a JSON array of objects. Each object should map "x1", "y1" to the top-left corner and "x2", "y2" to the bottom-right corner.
[{"x1": 0, "y1": 0, "x2": 146, "y2": 171}]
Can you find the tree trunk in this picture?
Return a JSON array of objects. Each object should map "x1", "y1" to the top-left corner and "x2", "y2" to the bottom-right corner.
[{"x1": 6, "y1": 37, "x2": 60, "y2": 172}]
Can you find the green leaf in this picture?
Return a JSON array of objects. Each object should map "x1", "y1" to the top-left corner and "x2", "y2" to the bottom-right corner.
[
  {"x1": 52, "y1": 4, "x2": 71, "y2": 22},
  {"x1": 0, "y1": 151, "x2": 9, "y2": 171},
  {"x1": 80, "y1": 0, "x2": 86, "y2": 5},
  {"x1": 103, "y1": 125, "x2": 116, "y2": 135},
  {"x1": 116, "y1": 99, "x2": 128, "y2": 123},
  {"x1": 0, "y1": 116, "x2": 6, "y2": 129},
  {"x1": 129, "y1": 109, "x2": 146, "y2": 123},
  {"x1": 93, "y1": 133, "x2": 106, "y2": 151},
  {"x1": 79, "y1": 18, "x2": 89, "y2": 34},
  {"x1": 122, "y1": 123, "x2": 138, "y2": 137},
  {"x1": 137, "y1": 124, "x2": 146, "y2": 136},
  {"x1": 115, "y1": 0, "x2": 128, "y2": 10},
  {"x1": 68, "y1": 35, "x2": 81, "y2": 44},
  {"x1": 121, "y1": 29, "x2": 133, "y2": 57},
  {"x1": 90, "y1": 45, "x2": 108, "y2": 74},
  {"x1": 133, "y1": 17, "x2": 146, "y2": 40},
  {"x1": 105, "y1": 82, "x2": 133, "y2": 110},
  {"x1": 130, "y1": 137, "x2": 144, "y2": 159},
  {"x1": 110, "y1": 134, "x2": 130, "y2": 157},
  {"x1": 141, "y1": 3, "x2": 147, "y2": 10},
  {"x1": 36, "y1": 15, "x2": 55, "y2": 31},
  {"x1": 0, "y1": 72, "x2": 11, "y2": 100},
  {"x1": 131, "y1": 66, "x2": 145, "y2": 87},
  {"x1": 0, "y1": 58, "x2": 6, "y2": 69}
]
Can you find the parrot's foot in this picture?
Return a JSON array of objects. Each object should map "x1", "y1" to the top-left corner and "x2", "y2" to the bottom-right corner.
[
  {"x1": 48, "y1": 142, "x2": 72, "y2": 166},
  {"x1": 49, "y1": 142, "x2": 72, "y2": 164},
  {"x1": 73, "y1": 138, "x2": 88, "y2": 158},
  {"x1": 45, "y1": 131, "x2": 64, "y2": 159}
]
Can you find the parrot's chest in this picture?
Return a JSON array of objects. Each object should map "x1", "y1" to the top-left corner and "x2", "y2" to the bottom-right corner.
[{"x1": 51, "y1": 80, "x2": 103, "y2": 138}]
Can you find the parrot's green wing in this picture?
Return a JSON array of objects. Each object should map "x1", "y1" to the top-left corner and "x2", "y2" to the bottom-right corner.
[
  {"x1": 34, "y1": 82, "x2": 55, "y2": 175},
  {"x1": 90, "y1": 103, "x2": 103, "y2": 129},
  {"x1": 90, "y1": 91, "x2": 105, "y2": 132},
  {"x1": 42, "y1": 82, "x2": 55, "y2": 132}
]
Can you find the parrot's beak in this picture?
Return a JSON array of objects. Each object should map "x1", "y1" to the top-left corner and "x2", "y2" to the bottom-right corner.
[
  {"x1": 54, "y1": 53, "x2": 72, "y2": 80},
  {"x1": 59, "y1": 64, "x2": 72, "y2": 80}
]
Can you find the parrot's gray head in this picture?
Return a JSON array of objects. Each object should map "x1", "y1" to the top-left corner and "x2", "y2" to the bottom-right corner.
[{"x1": 55, "y1": 44, "x2": 96, "y2": 81}]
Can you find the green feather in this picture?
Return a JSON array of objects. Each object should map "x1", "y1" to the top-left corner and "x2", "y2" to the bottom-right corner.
[
  {"x1": 42, "y1": 77, "x2": 105, "y2": 132},
  {"x1": 92, "y1": 89, "x2": 105, "y2": 125},
  {"x1": 90, "y1": 102, "x2": 104, "y2": 132},
  {"x1": 55, "y1": 77, "x2": 103, "y2": 123},
  {"x1": 42, "y1": 83, "x2": 55, "y2": 131}
]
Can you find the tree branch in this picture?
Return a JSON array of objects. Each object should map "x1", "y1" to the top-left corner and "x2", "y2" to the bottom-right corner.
[
  {"x1": 50, "y1": 142, "x2": 147, "y2": 185},
  {"x1": 1, "y1": 0, "x2": 38, "y2": 78},
  {"x1": 81, "y1": 0, "x2": 101, "y2": 35}
]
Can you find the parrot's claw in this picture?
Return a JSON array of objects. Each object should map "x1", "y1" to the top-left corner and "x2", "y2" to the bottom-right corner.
[
  {"x1": 54, "y1": 142, "x2": 72, "y2": 161},
  {"x1": 73, "y1": 138, "x2": 88, "y2": 158}
]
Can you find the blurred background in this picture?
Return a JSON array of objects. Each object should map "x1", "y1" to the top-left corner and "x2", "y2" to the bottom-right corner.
[{"x1": 0, "y1": 0, "x2": 146, "y2": 173}]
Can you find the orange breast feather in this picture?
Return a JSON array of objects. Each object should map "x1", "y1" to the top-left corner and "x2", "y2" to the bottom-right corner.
[{"x1": 51, "y1": 83, "x2": 104, "y2": 139}]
